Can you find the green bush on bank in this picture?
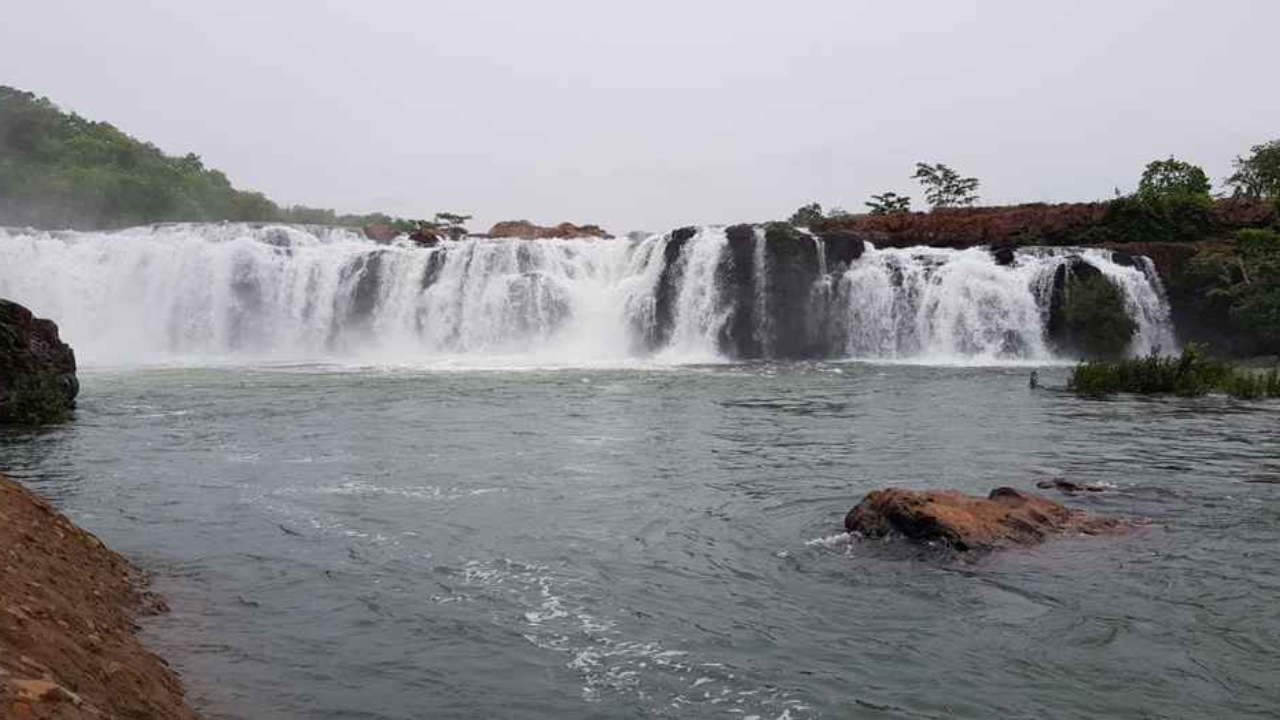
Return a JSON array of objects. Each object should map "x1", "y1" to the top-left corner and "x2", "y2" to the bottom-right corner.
[{"x1": 1069, "y1": 344, "x2": 1280, "y2": 399}]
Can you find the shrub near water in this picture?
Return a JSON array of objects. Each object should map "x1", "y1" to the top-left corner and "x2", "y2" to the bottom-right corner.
[{"x1": 1069, "y1": 344, "x2": 1280, "y2": 399}]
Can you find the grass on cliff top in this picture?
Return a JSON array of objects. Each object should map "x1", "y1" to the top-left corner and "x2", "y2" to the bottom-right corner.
[{"x1": 1069, "y1": 344, "x2": 1280, "y2": 399}]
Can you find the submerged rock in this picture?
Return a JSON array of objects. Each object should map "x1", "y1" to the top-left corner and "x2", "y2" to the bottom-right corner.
[
  {"x1": 1035, "y1": 478, "x2": 1109, "y2": 494},
  {"x1": 844, "y1": 487, "x2": 1122, "y2": 552},
  {"x1": 0, "y1": 299, "x2": 78, "y2": 424}
]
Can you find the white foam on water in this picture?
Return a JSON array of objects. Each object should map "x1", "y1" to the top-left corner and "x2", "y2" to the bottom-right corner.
[
  {"x1": 804, "y1": 532, "x2": 855, "y2": 548},
  {"x1": 452, "y1": 557, "x2": 815, "y2": 717}
]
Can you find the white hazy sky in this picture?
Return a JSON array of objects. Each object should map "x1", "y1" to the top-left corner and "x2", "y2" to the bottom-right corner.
[{"x1": 3, "y1": 0, "x2": 1277, "y2": 232}]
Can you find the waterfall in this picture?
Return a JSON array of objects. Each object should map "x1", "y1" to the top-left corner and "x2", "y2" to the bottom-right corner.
[
  {"x1": 0, "y1": 223, "x2": 1176, "y2": 366},
  {"x1": 662, "y1": 227, "x2": 731, "y2": 361},
  {"x1": 1086, "y1": 249, "x2": 1178, "y2": 356},
  {"x1": 832, "y1": 246, "x2": 1055, "y2": 360}
]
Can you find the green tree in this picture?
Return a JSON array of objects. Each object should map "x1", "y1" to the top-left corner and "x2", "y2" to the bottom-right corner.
[
  {"x1": 1137, "y1": 157, "x2": 1211, "y2": 201},
  {"x1": 912, "y1": 163, "x2": 979, "y2": 209},
  {"x1": 1226, "y1": 139, "x2": 1280, "y2": 200},
  {"x1": 865, "y1": 192, "x2": 911, "y2": 215},
  {"x1": 787, "y1": 202, "x2": 825, "y2": 228},
  {"x1": 433, "y1": 212, "x2": 472, "y2": 238},
  {"x1": 434, "y1": 212, "x2": 472, "y2": 228}
]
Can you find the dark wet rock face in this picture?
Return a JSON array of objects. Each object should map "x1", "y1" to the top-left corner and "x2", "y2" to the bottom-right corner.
[
  {"x1": 1109, "y1": 251, "x2": 1139, "y2": 269},
  {"x1": 717, "y1": 224, "x2": 762, "y2": 359},
  {"x1": 0, "y1": 299, "x2": 78, "y2": 424},
  {"x1": 844, "y1": 487, "x2": 1123, "y2": 552},
  {"x1": 759, "y1": 223, "x2": 822, "y2": 359},
  {"x1": 650, "y1": 227, "x2": 699, "y2": 349},
  {"x1": 1036, "y1": 478, "x2": 1109, "y2": 494},
  {"x1": 1046, "y1": 256, "x2": 1135, "y2": 359},
  {"x1": 991, "y1": 244, "x2": 1017, "y2": 266},
  {"x1": 816, "y1": 230, "x2": 866, "y2": 269}
]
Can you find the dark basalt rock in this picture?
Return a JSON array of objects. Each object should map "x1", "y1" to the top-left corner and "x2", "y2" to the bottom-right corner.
[
  {"x1": 760, "y1": 223, "x2": 823, "y2": 359},
  {"x1": 0, "y1": 299, "x2": 78, "y2": 424},
  {"x1": 816, "y1": 230, "x2": 866, "y2": 269},
  {"x1": 991, "y1": 244, "x2": 1017, "y2": 266},
  {"x1": 1036, "y1": 478, "x2": 1109, "y2": 494},
  {"x1": 1109, "y1": 251, "x2": 1139, "y2": 269},
  {"x1": 650, "y1": 227, "x2": 700, "y2": 349},
  {"x1": 718, "y1": 225, "x2": 762, "y2": 359},
  {"x1": 844, "y1": 487, "x2": 1123, "y2": 552}
]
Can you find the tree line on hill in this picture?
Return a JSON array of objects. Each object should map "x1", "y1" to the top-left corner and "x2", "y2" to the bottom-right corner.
[{"x1": 0, "y1": 86, "x2": 458, "y2": 233}]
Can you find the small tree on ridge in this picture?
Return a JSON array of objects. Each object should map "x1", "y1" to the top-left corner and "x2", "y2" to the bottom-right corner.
[
  {"x1": 1227, "y1": 139, "x2": 1280, "y2": 200},
  {"x1": 912, "y1": 163, "x2": 980, "y2": 209},
  {"x1": 865, "y1": 192, "x2": 912, "y2": 215},
  {"x1": 1137, "y1": 157, "x2": 1211, "y2": 202}
]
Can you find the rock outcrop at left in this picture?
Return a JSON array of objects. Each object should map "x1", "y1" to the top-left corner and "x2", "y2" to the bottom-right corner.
[
  {"x1": 0, "y1": 476, "x2": 200, "y2": 719},
  {"x1": 844, "y1": 487, "x2": 1123, "y2": 552},
  {"x1": 0, "y1": 299, "x2": 78, "y2": 424}
]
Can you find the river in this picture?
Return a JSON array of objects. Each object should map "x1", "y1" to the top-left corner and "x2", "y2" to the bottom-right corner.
[{"x1": 1, "y1": 362, "x2": 1277, "y2": 719}]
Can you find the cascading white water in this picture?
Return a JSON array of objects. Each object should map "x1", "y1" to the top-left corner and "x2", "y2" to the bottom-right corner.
[
  {"x1": 1081, "y1": 248, "x2": 1178, "y2": 356},
  {"x1": 0, "y1": 223, "x2": 1177, "y2": 366},
  {"x1": 0, "y1": 224, "x2": 672, "y2": 365},
  {"x1": 661, "y1": 227, "x2": 731, "y2": 361},
  {"x1": 830, "y1": 245, "x2": 1177, "y2": 363}
]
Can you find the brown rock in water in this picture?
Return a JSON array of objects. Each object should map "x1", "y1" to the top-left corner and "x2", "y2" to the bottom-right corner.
[
  {"x1": 362, "y1": 223, "x2": 400, "y2": 243},
  {"x1": 488, "y1": 220, "x2": 613, "y2": 239},
  {"x1": 407, "y1": 228, "x2": 441, "y2": 247},
  {"x1": 0, "y1": 476, "x2": 199, "y2": 718},
  {"x1": 844, "y1": 487, "x2": 1122, "y2": 552}
]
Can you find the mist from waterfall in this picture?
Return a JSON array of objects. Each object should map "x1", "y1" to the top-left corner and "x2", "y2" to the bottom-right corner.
[{"x1": 0, "y1": 224, "x2": 1176, "y2": 367}]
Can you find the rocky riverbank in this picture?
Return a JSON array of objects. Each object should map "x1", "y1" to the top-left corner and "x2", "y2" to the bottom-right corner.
[{"x1": 0, "y1": 476, "x2": 199, "y2": 719}]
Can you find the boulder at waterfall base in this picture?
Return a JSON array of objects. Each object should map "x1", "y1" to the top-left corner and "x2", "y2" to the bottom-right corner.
[
  {"x1": 844, "y1": 487, "x2": 1124, "y2": 552},
  {"x1": 0, "y1": 299, "x2": 78, "y2": 424}
]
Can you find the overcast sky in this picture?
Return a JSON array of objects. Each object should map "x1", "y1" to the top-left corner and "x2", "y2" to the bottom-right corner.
[{"x1": 4, "y1": 0, "x2": 1277, "y2": 232}]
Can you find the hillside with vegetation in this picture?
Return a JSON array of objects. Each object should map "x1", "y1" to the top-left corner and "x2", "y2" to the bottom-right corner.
[{"x1": 0, "y1": 85, "x2": 417, "y2": 231}]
